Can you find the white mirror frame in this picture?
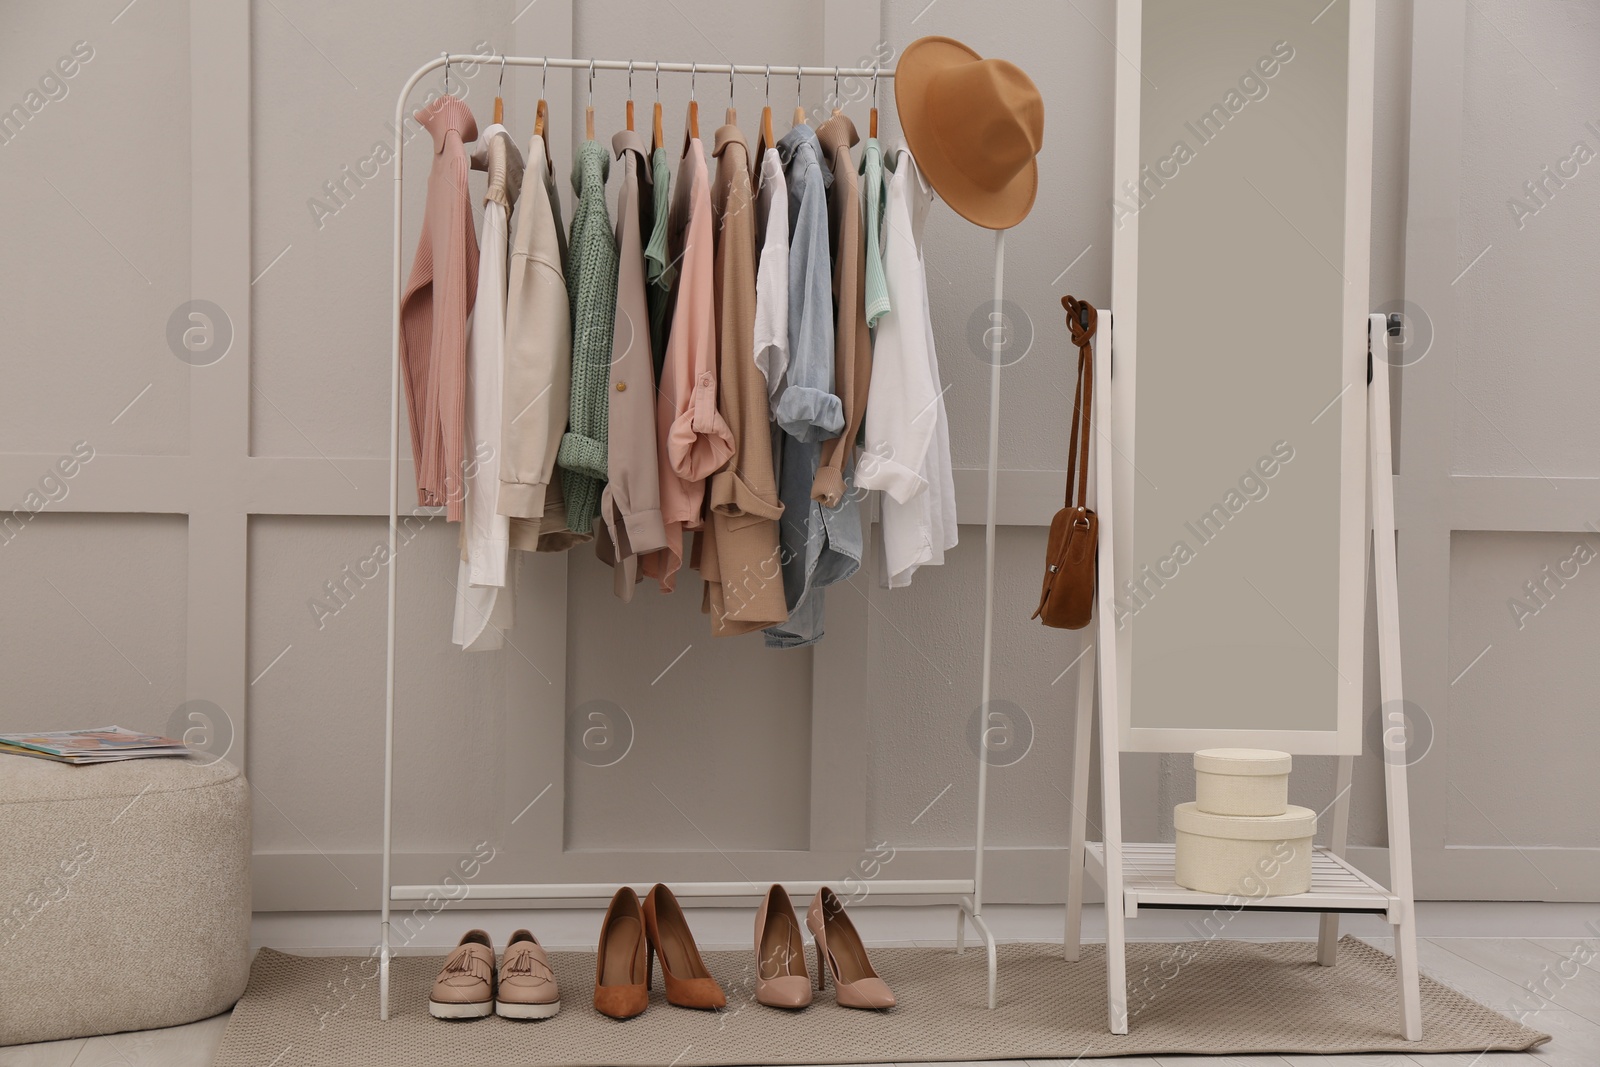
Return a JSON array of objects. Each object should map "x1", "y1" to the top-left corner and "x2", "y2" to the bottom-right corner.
[{"x1": 1109, "y1": 0, "x2": 1376, "y2": 755}]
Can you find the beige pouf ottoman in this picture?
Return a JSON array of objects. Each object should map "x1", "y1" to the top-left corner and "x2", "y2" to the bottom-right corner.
[{"x1": 0, "y1": 754, "x2": 251, "y2": 1046}]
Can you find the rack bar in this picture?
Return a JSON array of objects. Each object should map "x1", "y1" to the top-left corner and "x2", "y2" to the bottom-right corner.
[
  {"x1": 411, "y1": 54, "x2": 895, "y2": 79},
  {"x1": 390, "y1": 879, "x2": 977, "y2": 902},
  {"x1": 382, "y1": 51, "x2": 995, "y2": 1023}
]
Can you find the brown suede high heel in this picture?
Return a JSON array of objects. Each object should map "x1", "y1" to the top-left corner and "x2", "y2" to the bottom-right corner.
[
  {"x1": 753, "y1": 883, "x2": 811, "y2": 1009},
  {"x1": 594, "y1": 887, "x2": 650, "y2": 1019},
  {"x1": 643, "y1": 883, "x2": 726, "y2": 1010},
  {"x1": 806, "y1": 887, "x2": 896, "y2": 1010}
]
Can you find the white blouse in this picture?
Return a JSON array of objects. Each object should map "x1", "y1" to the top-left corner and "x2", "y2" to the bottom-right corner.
[
  {"x1": 856, "y1": 148, "x2": 957, "y2": 588},
  {"x1": 453, "y1": 124, "x2": 519, "y2": 650},
  {"x1": 752, "y1": 146, "x2": 790, "y2": 413}
]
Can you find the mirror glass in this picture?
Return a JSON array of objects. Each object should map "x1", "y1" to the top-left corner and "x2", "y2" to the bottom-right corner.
[{"x1": 1122, "y1": 0, "x2": 1359, "y2": 741}]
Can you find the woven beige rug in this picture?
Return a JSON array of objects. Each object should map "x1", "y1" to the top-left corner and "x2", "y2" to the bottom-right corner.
[{"x1": 213, "y1": 937, "x2": 1548, "y2": 1066}]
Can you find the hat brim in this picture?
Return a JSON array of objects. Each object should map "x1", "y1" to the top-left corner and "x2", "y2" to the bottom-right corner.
[{"x1": 894, "y1": 36, "x2": 1039, "y2": 231}]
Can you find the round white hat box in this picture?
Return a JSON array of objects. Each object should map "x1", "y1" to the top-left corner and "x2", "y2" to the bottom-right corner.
[
  {"x1": 1193, "y1": 747, "x2": 1292, "y2": 816},
  {"x1": 1173, "y1": 802, "x2": 1317, "y2": 897}
]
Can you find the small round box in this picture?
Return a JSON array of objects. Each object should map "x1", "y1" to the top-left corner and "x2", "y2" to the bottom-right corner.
[
  {"x1": 1193, "y1": 747, "x2": 1292, "y2": 816},
  {"x1": 1173, "y1": 801, "x2": 1317, "y2": 897}
]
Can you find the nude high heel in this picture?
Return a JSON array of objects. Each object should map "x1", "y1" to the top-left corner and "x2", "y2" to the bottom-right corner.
[
  {"x1": 753, "y1": 884, "x2": 811, "y2": 1009},
  {"x1": 806, "y1": 886, "x2": 896, "y2": 1010}
]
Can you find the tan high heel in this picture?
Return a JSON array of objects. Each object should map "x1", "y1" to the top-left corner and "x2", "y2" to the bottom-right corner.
[
  {"x1": 594, "y1": 887, "x2": 650, "y2": 1019},
  {"x1": 753, "y1": 884, "x2": 811, "y2": 1009},
  {"x1": 806, "y1": 887, "x2": 895, "y2": 1010},
  {"x1": 643, "y1": 884, "x2": 726, "y2": 1010}
]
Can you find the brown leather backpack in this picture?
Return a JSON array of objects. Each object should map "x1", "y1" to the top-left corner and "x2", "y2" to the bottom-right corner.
[{"x1": 1032, "y1": 296, "x2": 1098, "y2": 630}]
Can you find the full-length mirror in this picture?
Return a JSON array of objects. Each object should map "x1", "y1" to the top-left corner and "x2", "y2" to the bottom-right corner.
[{"x1": 1110, "y1": 0, "x2": 1374, "y2": 753}]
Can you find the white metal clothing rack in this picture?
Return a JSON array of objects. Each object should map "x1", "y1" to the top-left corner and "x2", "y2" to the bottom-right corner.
[{"x1": 382, "y1": 53, "x2": 1012, "y2": 1021}]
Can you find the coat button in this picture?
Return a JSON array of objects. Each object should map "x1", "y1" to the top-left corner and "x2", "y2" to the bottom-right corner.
[{"x1": 615, "y1": 381, "x2": 627, "y2": 392}]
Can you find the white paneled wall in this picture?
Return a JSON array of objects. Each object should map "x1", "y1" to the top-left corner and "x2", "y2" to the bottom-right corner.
[{"x1": 0, "y1": 0, "x2": 1592, "y2": 911}]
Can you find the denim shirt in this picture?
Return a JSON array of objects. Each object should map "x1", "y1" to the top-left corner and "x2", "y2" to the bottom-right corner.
[
  {"x1": 771, "y1": 125, "x2": 844, "y2": 442},
  {"x1": 764, "y1": 124, "x2": 863, "y2": 649}
]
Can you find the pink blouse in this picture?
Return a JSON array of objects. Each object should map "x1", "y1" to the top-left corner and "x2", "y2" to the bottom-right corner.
[
  {"x1": 640, "y1": 141, "x2": 734, "y2": 591},
  {"x1": 399, "y1": 95, "x2": 478, "y2": 521}
]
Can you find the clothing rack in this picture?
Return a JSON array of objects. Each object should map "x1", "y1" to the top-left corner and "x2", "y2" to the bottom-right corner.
[{"x1": 382, "y1": 53, "x2": 1012, "y2": 1020}]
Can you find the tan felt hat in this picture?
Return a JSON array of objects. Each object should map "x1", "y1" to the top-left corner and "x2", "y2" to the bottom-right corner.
[{"x1": 894, "y1": 36, "x2": 1044, "y2": 230}]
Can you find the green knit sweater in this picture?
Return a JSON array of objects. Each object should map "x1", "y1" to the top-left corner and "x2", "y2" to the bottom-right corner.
[
  {"x1": 558, "y1": 139, "x2": 617, "y2": 536},
  {"x1": 644, "y1": 146, "x2": 675, "y2": 380}
]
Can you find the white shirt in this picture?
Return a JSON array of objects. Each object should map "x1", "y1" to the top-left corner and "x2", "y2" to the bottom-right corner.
[
  {"x1": 855, "y1": 149, "x2": 958, "y2": 588},
  {"x1": 453, "y1": 125, "x2": 519, "y2": 650},
  {"x1": 752, "y1": 146, "x2": 789, "y2": 412}
]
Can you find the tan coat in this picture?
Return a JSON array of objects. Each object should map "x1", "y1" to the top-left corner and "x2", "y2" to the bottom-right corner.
[
  {"x1": 811, "y1": 113, "x2": 872, "y2": 508},
  {"x1": 595, "y1": 129, "x2": 668, "y2": 598},
  {"x1": 699, "y1": 126, "x2": 788, "y2": 635}
]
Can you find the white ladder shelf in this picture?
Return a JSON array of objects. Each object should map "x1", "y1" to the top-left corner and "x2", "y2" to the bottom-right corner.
[{"x1": 1063, "y1": 314, "x2": 1423, "y2": 1041}]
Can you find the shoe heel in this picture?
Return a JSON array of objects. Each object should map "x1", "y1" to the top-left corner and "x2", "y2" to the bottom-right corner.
[
  {"x1": 814, "y1": 939, "x2": 826, "y2": 991},
  {"x1": 647, "y1": 943, "x2": 655, "y2": 992}
]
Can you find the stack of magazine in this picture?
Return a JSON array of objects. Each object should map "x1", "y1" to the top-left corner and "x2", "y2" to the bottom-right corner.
[{"x1": 0, "y1": 726, "x2": 190, "y2": 765}]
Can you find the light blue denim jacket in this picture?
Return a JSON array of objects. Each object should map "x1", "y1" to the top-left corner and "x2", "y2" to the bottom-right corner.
[{"x1": 764, "y1": 124, "x2": 863, "y2": 649}]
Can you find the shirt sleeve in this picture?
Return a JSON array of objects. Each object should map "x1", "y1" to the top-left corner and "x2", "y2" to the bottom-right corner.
[{"x1": 772, "y1": 153, "x2": 845, "y2": 443}]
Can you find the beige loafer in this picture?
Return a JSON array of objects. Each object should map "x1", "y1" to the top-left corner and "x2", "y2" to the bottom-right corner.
[
  {"x1": 429, "y1": 930, "x2": 497, "y2": 1019},
  {"x1": 497, "y1": 929, "x2": 561, "y2": 1019}
]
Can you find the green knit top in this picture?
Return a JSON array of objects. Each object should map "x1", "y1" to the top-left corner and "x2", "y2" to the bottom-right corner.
[
  {"x1": 644, "y1": 146, "x2": 676, "y2": 380},
  {"x1": 558, "y1": 138, "x2": 617, "y2": 536}
]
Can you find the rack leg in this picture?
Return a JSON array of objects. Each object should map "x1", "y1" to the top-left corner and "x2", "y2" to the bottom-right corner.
[
  {"x1": 1394, "y1": 904, "x2": 1423, "y2": 1040},
  {"x1": 1315, "y1": 911, "x2": 1342, "y2": 967},
  {"x1": 1369, "y1": 314, "x2": 1422, "y2": 1040},
  {"x1": 1063, "y1": 636, "x2": 1096, "y2": 961},
  {"x1": 960, "y1": 899, "x2": 999, "y2": 1009},
  {"x1": 1317, "y1": 753, "x2": 1356, "y2": 966},
  {"x1": 1098, "y1": 677, "x2": 1128, "y2": 1032},
  {"x1": 379, "y1": 920, "x2": 391, "y2": 1021},
  {"x1": 1089, "y1": 314, "x2": 1128, "y2": 1034}
]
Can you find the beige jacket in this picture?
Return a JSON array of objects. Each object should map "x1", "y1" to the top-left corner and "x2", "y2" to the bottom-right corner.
[
  {"x1": 500, "y1": 133, "x2": 589, "y2": 550},
  {"x1": 700, "y1": 125, "x2": 787, "y2": 635},
  {"x1": 595, "y1": 129, "x2": 668, "y2": 597},
  {"x1": 811, "y1": 114, "x2": 872, "y2": 508}
]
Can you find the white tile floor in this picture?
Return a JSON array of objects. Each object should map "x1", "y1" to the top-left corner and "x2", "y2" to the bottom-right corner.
[{"x1": 3, "y1": 904, "x2": 1595, "y2": 1066}]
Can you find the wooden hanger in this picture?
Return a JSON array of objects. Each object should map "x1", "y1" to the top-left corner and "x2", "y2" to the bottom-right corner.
[
  {"x1": 626, "y1": 60, "x2": 635, "y2": 131},
  {"x1": 725, "y1": 66, "x2": 736, "y2": 128},
  {"x1": 755, "y1": 64, "x2": 776, "y2": 158},
  {"x1": 651, "y1": 62, "x2": 664, "y2": 151},
  {"x1": 493, "y1": 54, "x2": 505, "y2": 125},
  {"x1": 533, "y1": 57, "x2": 552, "y2": 173},
  {"x1": 584, "y1": 60, "x2": 596, "y2": 140},
  {"x1": 792, "y1": 67, "x2": 807, "y2": 128},
  {"x1": 869, "y1": 67, "x2": 879, "y2": 138},
  {"x1": 831, "y1": 66, "x2": 843, "y2": 119},
  {"x1": 681, "y1": 62, "x2": 700, "y2": 156}
]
